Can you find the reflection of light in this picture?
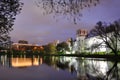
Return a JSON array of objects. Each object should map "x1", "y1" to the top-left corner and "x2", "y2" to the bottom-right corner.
[
  {"x1": 40, "y1": 58, "x2": 43, "y2": 64},
  {"x1": 12, "y1": 58, "x2": 32, "y2": 67},
  {"x1": 33, "y1": 58, "x2": 39, "y2": 65},
  {"x1": 11, "y1": 58, "x2": 41, "y2": 67}
]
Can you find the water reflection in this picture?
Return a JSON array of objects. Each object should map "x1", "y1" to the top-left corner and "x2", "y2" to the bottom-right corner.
[
  {"x1": 11, "y1": 57, "x2": 39, "y2": 67},
  {"x1": 0, "y1": 55, "x2": 43, "y2": 68},
  {"x1": 0, "y1": 55, "x2": 120, "y2": 80}
]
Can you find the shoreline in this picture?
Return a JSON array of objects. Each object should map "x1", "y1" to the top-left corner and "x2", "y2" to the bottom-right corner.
[{"x1": 1, "y1": 53, "x2": 120, "y2": 61}]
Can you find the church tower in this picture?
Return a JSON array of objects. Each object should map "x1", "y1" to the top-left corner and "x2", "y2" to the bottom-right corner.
[{"x1": 75, "y1": 29, "x2": 88, "y2": 53}]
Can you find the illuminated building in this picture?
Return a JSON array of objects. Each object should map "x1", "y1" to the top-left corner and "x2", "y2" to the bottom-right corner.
[
  {"x1": 73, "y1": 29, "x2": 107, "y2": 53},
  {"x1": 85, "y1": 36, "x2": 107, "y2": 53},
  {"x1": 12, "y1": 42, "x2": 43, "y2": 52}
]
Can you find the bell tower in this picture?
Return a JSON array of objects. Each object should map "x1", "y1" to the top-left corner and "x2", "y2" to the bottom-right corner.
[
  {"x1": 76, "y1": 29, "x2": 88, "y2": 53},
  {"x1": 76, "y1": 29, "x2": 87, "y2": 37}
]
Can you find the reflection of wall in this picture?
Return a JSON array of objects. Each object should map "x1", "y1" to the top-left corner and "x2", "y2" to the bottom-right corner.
[
  {"x1": 87, "y1": 60, "x2": 108, "y2": 75},
  {"x1": 11, "y1": 57, "x2": 43, "y2": 67}
]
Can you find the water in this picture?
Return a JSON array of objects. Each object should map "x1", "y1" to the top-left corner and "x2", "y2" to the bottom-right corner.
[{"x1": 0, "y1": 55, "x2": 120, "y2": 80}]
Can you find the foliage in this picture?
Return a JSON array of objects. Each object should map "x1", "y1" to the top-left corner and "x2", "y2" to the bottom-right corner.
[
  {"x1": 57, "y1": 51, "x2": 64, "y2": 54},
  {"x1": 36, "y1": 0, "x2": 99, "y2": 24},
  {"x1": 94, "y1": 52, "x2": 106, "y2": 55},
  {"x1": 90, "y1": 20, "x2": 120, "y2": 55},
  {"x1": 0, "y1": 0, "x2": 23, "y2": 47},
  {"x1": 18, "y1": 40, "x2": 28, "y2": 44},
  {"x1": 70, "y1": 38, "x2": 74, "y2": 47},
  {"x1": 44, "y1": 43, "x2": 57, "y2": 54},
  {"x1": 56, "y1": 41, "x2": 69, "y2": 52}
]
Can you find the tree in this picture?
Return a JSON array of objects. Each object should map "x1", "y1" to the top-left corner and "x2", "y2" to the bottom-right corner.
[
  {"x1": 90, "y1": 20, "x2": 120, "y2": 55},
  {"x1": 56, "y1": 42, "x2": 69, "y2": 52},
  {"x1": 18, "y1": 40, "x2": 28, "y2": 44},
  {"x1": 36, "y1": 0, "x2": 99, "y2": 24},
  {"x1": 0, "y1": 0, "x2": 23, "y2": 47},
  {"x1": 70, "y1": 37, "x2": 74, "y2": 50},
  {"x1": 44, "y1": 43, "x2": 57, "y2": 54}
]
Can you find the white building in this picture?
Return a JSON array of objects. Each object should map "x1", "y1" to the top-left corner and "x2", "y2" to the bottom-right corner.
[
  {"x1": 72, "y1": 29, "x2": 110, "y2": 53},
  {"x1": 69, "y1": 28, "x2": 120, "y2": 54},
  {"x1": 85, "y1": 36, "x2": 107, "y2": 53}
]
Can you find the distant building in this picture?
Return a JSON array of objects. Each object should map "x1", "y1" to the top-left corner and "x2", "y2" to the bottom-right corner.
[
  {"x1": 53, "y1": 40, "x2": 60, "y2": 46},
  {"x1": 12, "y1": 42, "x2": 43, "y2": 51},
  {"x1": 66, "y1": 38, "x2": 73, "y2": 51}
]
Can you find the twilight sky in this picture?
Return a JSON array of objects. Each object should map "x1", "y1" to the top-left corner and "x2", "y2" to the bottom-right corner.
[{"x1": 10, "y1": 0, "x2": 120, "y2": 45}]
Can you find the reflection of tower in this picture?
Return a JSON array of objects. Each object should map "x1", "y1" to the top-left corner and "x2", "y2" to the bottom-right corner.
[{"x1": 75, "y1": 29, "x2": 88, "y2": 53}]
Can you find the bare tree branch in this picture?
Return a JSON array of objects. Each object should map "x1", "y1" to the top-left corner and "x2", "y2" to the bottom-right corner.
[
  {"x1": 90, "y1": 20, "x2": 120, "y2": 55},
  {"x1": 35, "y1": 0, "x2": 100, "y2": 24},
  {"x1": 0, "y1": 0, "x2": 23, "y2": 47}
]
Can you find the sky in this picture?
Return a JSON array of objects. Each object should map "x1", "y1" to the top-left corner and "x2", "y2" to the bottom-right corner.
[{"x1": 10, "y1": 0, "x2": 120, "y2": 45}]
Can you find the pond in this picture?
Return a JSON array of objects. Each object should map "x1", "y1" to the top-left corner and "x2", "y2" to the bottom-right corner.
[{"x1": 0, "y1": 55, "x2": 120, "y2": 80}]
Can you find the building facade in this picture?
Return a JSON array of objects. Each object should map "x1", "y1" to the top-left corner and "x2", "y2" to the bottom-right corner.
[
  {"x1": 12, "y1": 43, "x2": 43, "y2": 52},
  {"x1": 85, "y1": 36, "x2": 107, "y2": 53}
]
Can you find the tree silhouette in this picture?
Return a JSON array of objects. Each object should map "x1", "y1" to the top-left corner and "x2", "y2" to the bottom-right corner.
[
  {"x1": 0, "y1": 0, "x2": 23, "y2": 47},
  {"x1": 104, "y1": 61, "x2": 119, "y2": 80},
  {"x1": 90, "y1": 20, "x2": 120, "y2": 55},
  {"x1": 35, "y1": 0, "x2": 99, "y2": 24},
  {"x1": 18, "y1": 40, "x2": 28, "y2": 44}
]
